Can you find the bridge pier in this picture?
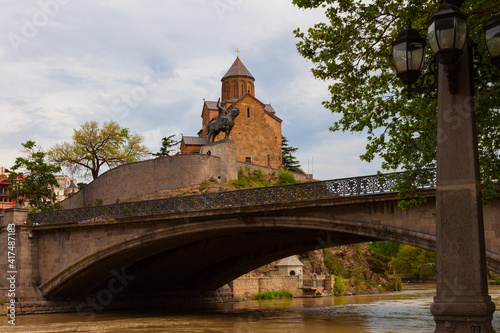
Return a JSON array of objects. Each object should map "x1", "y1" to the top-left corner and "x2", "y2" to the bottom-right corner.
[
  {"x1": 430, "y1": 36, "x2": 496, "y2": 332},
  {"x1": 0, "y1": 207, "x2": 44, "y2": 311}
]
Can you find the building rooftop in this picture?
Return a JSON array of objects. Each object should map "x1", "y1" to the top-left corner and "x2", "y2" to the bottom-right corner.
[
  {"x1": 222, "y1": 57, "x2": 254, "y2": 80},
  {"x1": 276, "y1": 256, "x2": 304, "y2": 267},
  {"x1": 182, "y1": 136, "x2": 209, "y2": 146}
]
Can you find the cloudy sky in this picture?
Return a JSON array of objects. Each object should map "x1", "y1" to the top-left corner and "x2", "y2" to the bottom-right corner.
[{"x1": 0, "y1": 0, "x2": 383, "y2": 181}]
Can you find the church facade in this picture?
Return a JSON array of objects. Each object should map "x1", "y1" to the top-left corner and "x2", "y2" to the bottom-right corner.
[{"x1": 199, "y1": 56, "x2": 283, "y2": 169}]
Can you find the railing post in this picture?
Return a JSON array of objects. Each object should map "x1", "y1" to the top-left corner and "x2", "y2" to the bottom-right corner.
[
  {"x1": 237, "y1": 190, "x2": 241, "y2": 206},
  {"x1": 204, "y1": 194, "x2": 207, "y2": 209},
  {"x1": 313, "y1": 182, "x2": 317, "y2": 198},
  {"x1": 274, "y1": 186, "x2": 278, "y2": 202}
]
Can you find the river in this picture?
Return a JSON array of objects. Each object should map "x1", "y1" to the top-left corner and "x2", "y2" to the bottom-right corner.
[{"x1": 2, "y1": 284, "x2": 500, "y2": 332}]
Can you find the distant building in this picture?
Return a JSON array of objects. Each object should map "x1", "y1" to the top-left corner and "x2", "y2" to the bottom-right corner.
[
  {"x1": 54, "y1": 175, "x2": 79, "y2": 202},
  {"x1": 276, "y1": 256, "x2": 304, "y2": 276},
  {"x1": 179, "y1": 136, "x2": 209, "y2": 154},
  {"x1": 0, "y1": 168, "x2": 21, "y2": 212},
  {"x1": 0, "y1": 177, "x2": 15, "y2": 212}
]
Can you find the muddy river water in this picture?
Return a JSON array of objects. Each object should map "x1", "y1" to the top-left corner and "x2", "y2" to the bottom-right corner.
[{"x1": 2, "y1": 283, "x2": 500, "y2": 332}]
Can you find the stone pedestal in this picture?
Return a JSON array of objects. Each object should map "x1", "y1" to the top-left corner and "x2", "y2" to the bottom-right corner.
[
  {"x1": 200, "y1": 139, "x2": 237, "y2": 181},
  {"x1": 430, "y1": 39, "x2": 496, "y2": 332}
]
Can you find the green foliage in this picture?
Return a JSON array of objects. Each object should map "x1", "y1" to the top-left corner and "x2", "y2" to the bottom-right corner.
[
  {"x1": 292, "y1": 0, "x2": 500, "y2": 207},
  {"x1": 391, "y1": 245, "x2": 436, "y2": 279},
  {"x1": 333, "y1": 277, "x2": 346, "y2": 296},
  {"x1": 48, "y1": 120, "x2": 150, "y2": 180},
  {"x1": 282, "y1": 136, "x2": 301, "y2": 172},
  {"x1": 232, "y1": 168, "x2": 270, "y2": 188},
  {"x1": 94, "y1": 198, "x2": 103, "y2": 206},
  {"x1": 253, "y1": 291, "x2": 293, "y2": 300},
  {"x1": 8, "y1": 141, "x2": 62, "y2": 212},
  {"x1": 369, "y1": 241, "x2": 401, "y2": 258},
  {"x1": 386, "y1": 275, "x2": 403, "y2": 291},
  {"x1": 323, "y1": 252, "x2": 346, "y2": 277},
  {"x1": 356, "y1": 243, "x2": 363, "y2": 256},
  {"x1": 276, "y1": 171, "x2": 297, "y2": 186},
  {"x1": 366, "y1": 255, "x2": 388, "y2": 274},
  {"x1": 152, "y1": 134, "x2": 180, "y2": 158}
]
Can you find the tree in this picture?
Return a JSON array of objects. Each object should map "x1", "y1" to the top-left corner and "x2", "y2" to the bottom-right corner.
[
  {"x1": 369, "y1": 241, "x2": 401, "y2": 258},
  {"x1": 48, "y1": 121, "x2": 150, "y2": 180},
  {"x1": 152, "y1": 134, "x2": 179, "y2": 157},
  {"x1": 292, "y1": 0, "x2": 500, "y2": 207},
  {"x1": 282, "y1": 136, "x2": 301, "y2": 171},
  {"x1": 391, "y1": 245, "x2": 436, "y2": 279},
  {"x1": 8, "y1": 141, "x2": 62, "y2": 211}
]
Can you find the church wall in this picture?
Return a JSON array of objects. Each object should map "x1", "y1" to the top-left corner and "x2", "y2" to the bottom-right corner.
[{"x1": 229, "y1": 96, "x2": 282, "y2": 169}]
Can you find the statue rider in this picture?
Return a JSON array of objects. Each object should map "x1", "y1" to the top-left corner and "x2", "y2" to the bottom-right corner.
[{"x1": 217, "y1": 98, "x2": 228, "y2": 128}]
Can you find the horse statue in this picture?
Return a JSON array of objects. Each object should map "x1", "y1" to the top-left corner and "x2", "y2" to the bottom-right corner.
[{"x1": 206, "y1": 106, "x2": 240, "y2": 142}]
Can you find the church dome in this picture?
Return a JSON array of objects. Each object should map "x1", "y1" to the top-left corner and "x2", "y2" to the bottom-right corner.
[
  {"x1": 222, "y1": 57, "x2": 255, "y2": 80},
  {"x1": 221, "y1": 56, "x2": 255, "y2": 101}
]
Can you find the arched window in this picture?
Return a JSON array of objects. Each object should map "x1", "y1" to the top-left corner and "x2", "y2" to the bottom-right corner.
[
  {"x1": 290, "y1": 270, "x2": 296, "y2": 276},
  {"x1": 247, "y1": 108, "x2": 250, "y2": 118},
  {"x1": 233, "y1": 85, "x2": 236, "y2": 98}
]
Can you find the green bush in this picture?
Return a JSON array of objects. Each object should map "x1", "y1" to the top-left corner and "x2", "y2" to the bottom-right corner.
[
  {"x1": 385, "y1": 275, "x2": 403, "y2": 291},
  {"x1": 276, "y1": 171, "x2": 297, "y2": 186},
  {"x1": 253, "y1": 290, "x2": 293, "y2": 300},
  {"x1": 334, "y1": 278, "x2": 346, "y2": 296},
  {"x1": 232, "y1": 168, "x2": 270, "y2": 188}
]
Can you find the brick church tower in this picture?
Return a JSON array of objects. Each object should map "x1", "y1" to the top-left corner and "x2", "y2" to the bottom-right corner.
[{"x1": 200, "y1": 55, "x2": 282, "y2": 169}]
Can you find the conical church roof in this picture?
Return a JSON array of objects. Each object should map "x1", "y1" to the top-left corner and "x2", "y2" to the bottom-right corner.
[
  {"x1": 222, "y1": 57, "x2": 254, "y2": 80},
  {"x1": 276, "y1": 256, "x2": 304, "y2": 267}
]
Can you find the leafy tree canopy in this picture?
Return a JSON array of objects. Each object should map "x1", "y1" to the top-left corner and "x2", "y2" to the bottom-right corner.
[
  {"x1": 391, "y1": 244, "x2": 436, "y2": 279},
  {"x1": 48, "y1": 120, "x2": 150, "y2": 180},
  {"x1": 282, "y1": 136, "x2": 301, "y2": 171},
  {"x1": 152, "y1": 134, "x2": 180, "y2": 158},
  {"x1": 8, "y1": 141, "x2": 62, "y2": 212},
  {"x1": 292, "y1": 0, "x2": 500, "y2": 207}
]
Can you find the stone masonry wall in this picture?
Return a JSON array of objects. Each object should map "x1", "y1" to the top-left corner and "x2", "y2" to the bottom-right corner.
[
  {"x1": 62, "y1": 154, "x2": 221, "y2": 208},
  {"x1": 229, "y1": 276, "x2": 303, "y2": 298}
]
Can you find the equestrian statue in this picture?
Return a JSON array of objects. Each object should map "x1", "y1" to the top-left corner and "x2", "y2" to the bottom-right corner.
[{"x1": 206, "y1": 98, "x2": 240, "y2": 142}]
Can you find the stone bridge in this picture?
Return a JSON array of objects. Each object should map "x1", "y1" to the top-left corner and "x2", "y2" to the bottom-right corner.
[{"x1": 1, "y1": 172, "x2": 500, "y2": 313}]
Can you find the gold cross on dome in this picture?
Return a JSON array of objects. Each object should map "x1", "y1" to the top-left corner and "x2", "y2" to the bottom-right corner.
[{"x1": 235, "y1": 49, "x2": 240, "y2": 57}]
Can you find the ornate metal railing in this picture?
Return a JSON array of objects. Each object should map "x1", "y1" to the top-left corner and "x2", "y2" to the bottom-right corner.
[{"x1": 28, "y1": 170, "x2": 436, "y2": 225}]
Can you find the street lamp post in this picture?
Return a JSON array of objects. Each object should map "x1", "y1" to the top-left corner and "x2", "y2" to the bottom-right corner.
[{"x1": 392, "y1": 1, "x2": 500, "y2": 332}]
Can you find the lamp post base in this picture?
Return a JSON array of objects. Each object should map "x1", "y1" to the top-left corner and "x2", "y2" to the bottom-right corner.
[{"x1": 431, "y1": 296, "x2": 496, "y2": 332}]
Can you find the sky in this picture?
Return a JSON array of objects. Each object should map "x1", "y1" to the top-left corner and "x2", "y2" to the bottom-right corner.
[{"x1": 0, "y1": 0, "x2": 383, "y2": 181}]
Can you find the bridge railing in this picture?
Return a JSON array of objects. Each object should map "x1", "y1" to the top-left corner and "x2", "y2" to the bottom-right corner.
[{"x1": 28, "y1": 170, "x2": 436, "y2": 225}]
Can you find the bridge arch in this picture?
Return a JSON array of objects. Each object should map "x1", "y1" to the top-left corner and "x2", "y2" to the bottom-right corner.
[{"x1": 41, "y1": 214, "x2": 438, "y2": 298}]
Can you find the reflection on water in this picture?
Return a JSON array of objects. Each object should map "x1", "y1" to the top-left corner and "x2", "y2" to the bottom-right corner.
[{"x1": 2, "y1": 284, "x2": 500, "y2": 333}]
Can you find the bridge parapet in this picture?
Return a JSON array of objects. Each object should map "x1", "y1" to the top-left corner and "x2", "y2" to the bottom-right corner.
[{"x1": 28, "y1": 170, "x2": 436, "y2": 225}]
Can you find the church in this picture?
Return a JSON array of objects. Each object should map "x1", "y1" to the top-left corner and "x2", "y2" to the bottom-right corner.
[{"x1": 181, "y1": 53, "x2": 283, "y2": 169}]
